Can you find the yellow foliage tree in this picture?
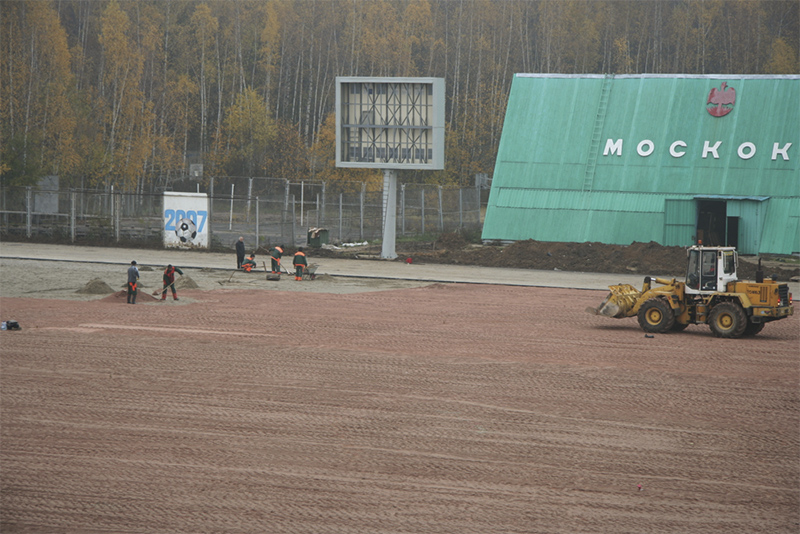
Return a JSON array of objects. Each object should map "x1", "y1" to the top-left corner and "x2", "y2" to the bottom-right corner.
[
  {"x1": 216, "y1": 88, "x2": 274, "y2": 177},
  {"x1": 765, "y1": 37, "x2": 799, "y2": 74},
  {"x1": 97, "y1": 0, "x2": 151, "y2": 190},
  {"x1": 0, "y1": 1, "x2": 76, "y2": 185}
]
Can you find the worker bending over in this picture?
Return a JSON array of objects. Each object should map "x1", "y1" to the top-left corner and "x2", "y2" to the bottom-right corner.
[
  {"x1": 161, "y1": 264, "x2": 184, "y2": 301},
  {"x1": 269, "y1": 245, "x2": 284, "y2": 273},
  {"x1": 242, "y1": 254, "x2": 257, "y2": 272},
  {"x1": 293, "y1": 248, "x2": 308, "y2": 281}
]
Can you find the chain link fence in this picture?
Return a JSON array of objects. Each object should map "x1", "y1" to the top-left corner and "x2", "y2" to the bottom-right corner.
[{"x1": 0, "y1": 177, "x2": 483, "y2": 253}]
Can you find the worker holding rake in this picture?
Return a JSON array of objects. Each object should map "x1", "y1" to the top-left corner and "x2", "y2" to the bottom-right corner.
[
  {"x1": 160, "y1": 264, "x2": 183, "y2": 301},
  {"x1": 293, "y1": 248, "x2": 308, "y2": 281},
  {"x1": 269, "y1": 244, "x2": 284, "y2": 273}
]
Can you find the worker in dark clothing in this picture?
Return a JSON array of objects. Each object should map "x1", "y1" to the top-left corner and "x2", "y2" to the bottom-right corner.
[
  {"x1": 242, "y1": 254, "x2": 257, "y2": 272},
  {"x1": 127, "y1": 260, "x2": 139, "y2": 304},
  {"x1": 269, "y1": 245, "x2": 284, "y2": 273},
  {"x1": 235, "y1": 236, "x2": 246, "y2": 269},
  {"x1": 161, "y1": 264, "x2": 184, "y2": 301},
  {"x1": 293, "y1": 248, "x2": 308, "y2": 281}
]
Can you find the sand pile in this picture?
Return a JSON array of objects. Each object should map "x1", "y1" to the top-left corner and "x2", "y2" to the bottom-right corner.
[
  {"x1": 175, "y1": 275, "x2": 199, "y2": 289},
  {"x1": 76, "y1": 278, "x2": 115, "y2": 294}
]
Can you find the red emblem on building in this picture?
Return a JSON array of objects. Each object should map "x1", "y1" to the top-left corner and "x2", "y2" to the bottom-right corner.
[{"x1": 707, "y1": 82, "x2": 735, "y2": 117}]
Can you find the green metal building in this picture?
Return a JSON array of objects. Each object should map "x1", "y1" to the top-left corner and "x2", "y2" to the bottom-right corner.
[{"x1": 483, "y1": 74, "x2": 800, "y2": 255}]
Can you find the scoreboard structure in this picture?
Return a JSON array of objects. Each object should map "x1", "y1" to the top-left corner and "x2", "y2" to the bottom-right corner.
[
  {"x1": 335, "y1": 77, "x2": 445, "y2": 258},
  {"x1": 335, "y1": 77, "x2": 445, "y2": 170}
]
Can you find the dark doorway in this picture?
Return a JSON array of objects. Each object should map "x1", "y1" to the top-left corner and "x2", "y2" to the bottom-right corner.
[{"x1": 697, "y1": 200, "x2": 726, "y2": 246}]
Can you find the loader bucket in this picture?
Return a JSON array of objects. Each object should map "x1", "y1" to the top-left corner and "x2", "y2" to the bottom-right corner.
[{"x1": 586, "y1": 284, "x2": 641, "y2": 318}]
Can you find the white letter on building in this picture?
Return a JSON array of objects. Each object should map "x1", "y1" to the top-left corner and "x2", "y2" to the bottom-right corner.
[
  {"x1": 637, "y1": 140, "x2": 655, "y2": 157},
  {"x1": 702, "y1": 141, "x2": 722, "y2": 159},
  {"x1": 737, "y1": 142, "x2": 756, "y2": 160},
  {"x1": 772, "y1": 142, "x2": 792, "y2": 161},
  {"x1": 603, "y1": 139, "x2": 623, "y2": 156},
  {"x1": 669, "y1": 140, "x2": 687, "y2": 158}
]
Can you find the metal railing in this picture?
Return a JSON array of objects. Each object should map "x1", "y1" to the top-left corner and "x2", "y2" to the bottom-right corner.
[{"x1": 0, "y1": 178, "x2": 483, "y2": 252}]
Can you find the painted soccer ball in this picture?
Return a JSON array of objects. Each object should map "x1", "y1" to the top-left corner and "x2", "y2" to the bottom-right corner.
[{"x1": 175, "y1": 218, "x2": 197, "y2": 242}]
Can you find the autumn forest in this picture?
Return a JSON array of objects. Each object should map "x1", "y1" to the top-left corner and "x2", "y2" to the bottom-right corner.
[{"x1": 1, "y1": 0, "x2": 798, "y2": 194}]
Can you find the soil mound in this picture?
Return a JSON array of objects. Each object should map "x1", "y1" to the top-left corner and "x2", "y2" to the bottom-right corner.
[
  {"x1": 76, "y1": 278, "x2": 115, "y2": 294},
  {"x1": 176, "y1": 275, "x2": 199, "y2": 289},
  {"x1": 311, "y1": 233, "x2": 799, "y2": 282}
]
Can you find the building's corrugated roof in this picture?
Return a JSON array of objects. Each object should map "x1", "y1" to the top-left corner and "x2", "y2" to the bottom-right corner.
[{"x1": 484, "y1": 74, "x2": 800, "y2": 253}]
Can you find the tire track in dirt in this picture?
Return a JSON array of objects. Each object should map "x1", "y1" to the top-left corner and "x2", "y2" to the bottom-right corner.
[{"x1": 2, "y1": 284, "x2": 798, "y2": 533}]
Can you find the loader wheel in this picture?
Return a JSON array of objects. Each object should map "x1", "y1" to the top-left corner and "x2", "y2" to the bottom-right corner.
[
  {"x1": 742, "y1": 321, "x2": 765, "y2": 337},
  {"x1": 708, "y1": 302, "x2": 747, "y2": 338},
  {"x1": 637, "y1": 298, "x2": 675, "y2": 334}
]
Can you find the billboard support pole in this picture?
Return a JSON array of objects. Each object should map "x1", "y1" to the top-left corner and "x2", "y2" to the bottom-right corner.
[{"x1": 381, "y1": 169, "x2": 397, "y2": 259}]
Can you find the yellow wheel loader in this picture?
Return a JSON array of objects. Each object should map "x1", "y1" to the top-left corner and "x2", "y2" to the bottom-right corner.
[{"x1": 587, "y1": 245, "x2": 794, "y2": 338}]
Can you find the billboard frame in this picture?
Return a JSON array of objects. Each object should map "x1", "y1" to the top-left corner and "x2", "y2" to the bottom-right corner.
[{"x1": 335, "y1": 77, "x2": 445, "y2": 171}]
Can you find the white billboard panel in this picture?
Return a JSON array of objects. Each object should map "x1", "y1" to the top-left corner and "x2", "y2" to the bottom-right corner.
[
  {"x1": 163, "y1": 192, "x2": 209, "y2": 249},
  {"x1": 335, "y1": 77, "x2": 445, "y2": 170}
]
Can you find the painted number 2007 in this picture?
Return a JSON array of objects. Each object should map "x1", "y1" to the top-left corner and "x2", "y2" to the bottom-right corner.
[{"x1": 164, "y1": 209, "x2": 207, "y2": 232}]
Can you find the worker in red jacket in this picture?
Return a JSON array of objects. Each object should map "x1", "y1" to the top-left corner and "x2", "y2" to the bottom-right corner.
[
  {"x1": 161, "y1": 264, "x2": 184, "y2": 300},
  {"x1": 293, "y1": 248, "x2": 308, "y2": 281}
]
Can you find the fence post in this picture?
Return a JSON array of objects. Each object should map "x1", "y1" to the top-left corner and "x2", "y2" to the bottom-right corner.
[
  {"x1": 438, "y1": 186, "x2": 444, "y2": 232},
  {"x1": 229, "y1": 184, "x2": 235, "y2": 230},
  {"x1": 459, "y1": 188, "x2": 463, "y2": 228},
  {"x1": 321, "y1": 181, "x2": 326, "y2": 227},
  {"x1": 114, "y1": 193, "x2": 121, "y2": 242},
  {"x1": 339, "y1": 193, "x2": 343, "y2": 243},
  {"x1": 360, "y1": 182, "x2": 365, "y2": 241},
  {"x1": 401, "y1": 183, "x2": 406, "y2": 236},
  {"x1": 25, "y1": 186, "x2": 32, "y2": 238},
  {"x1": 70, "y1": 190, "x2": 76, "y2": 242},
  {"x1": 255, "y1": 196, "x2": 260, "y2": 248},
  {"x1": 208, "y1": 175, "x2": 214, "y2": 245},
  {"x1": 475, "y1": 185, "x2": 481, "y2": 224},
  {"x1": 246, "y1": 177, "x2": 253, "y2": 222},
  {"x1": 421, "y1": 189, "x2": 425, "y2": 235},
  {"x1": 291, "y1": 195, "x2": 297, "y2": 246}
]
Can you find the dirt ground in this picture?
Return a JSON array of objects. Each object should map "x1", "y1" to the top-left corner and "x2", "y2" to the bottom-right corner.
[
  {"x1": 0, "y1": 256, "x2": 798, "y2": 533},
  {"x1": 317, "y1": 235, "x2": 800, "y2": 282}
]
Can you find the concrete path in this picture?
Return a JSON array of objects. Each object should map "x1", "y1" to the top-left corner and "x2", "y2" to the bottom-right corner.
[
  {"x1": 0, "y1": 242, "x2": 686, "y2": 292},
  {"x1": 3, "y1": 242, "x2": 797, "y2": 296}
]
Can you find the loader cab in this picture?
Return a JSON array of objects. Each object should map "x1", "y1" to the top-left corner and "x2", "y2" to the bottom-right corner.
[{"x1": 685, "y1": 246, "x2": 738, "y2": 295}]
